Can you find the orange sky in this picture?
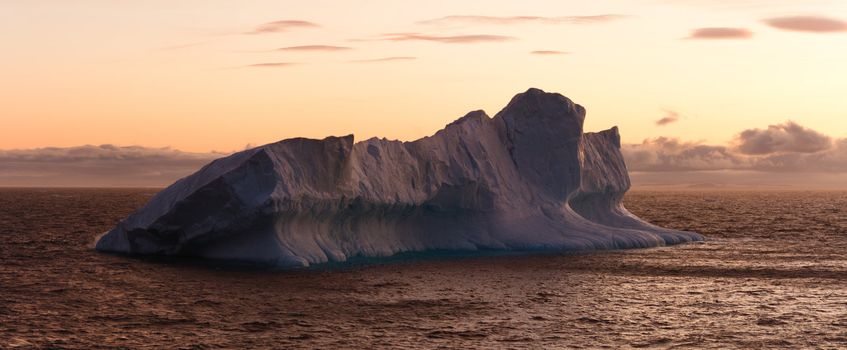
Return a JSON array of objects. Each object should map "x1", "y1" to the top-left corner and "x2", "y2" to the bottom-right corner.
[{"x1": 1, "y1": 0, "x2": 846, "y2": 154}]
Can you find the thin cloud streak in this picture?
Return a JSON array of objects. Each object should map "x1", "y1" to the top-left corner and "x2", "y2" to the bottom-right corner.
[
  {"x1": 686, "y1": 27, "x2": 753, "y2": 39},
  {"x1": 531, "y1": 50, "x2": 570, "y2": 55},
  {"x1": 275, "y1": 45, "x2": 352, "y2": 52},
  {"x1": 377, "y1": 33, "x2": 517, "y2": 43},
  {"x1": 763, "y1": 15, "x2": 847, "y2": 33},
  {"x1": 349, "y1": 56, "x2": 417, "y2": 63},
  {"x1": 418, "y1": 15, "x2": 627, "y2": 25},
  {"x1": 246, "y1": 20, "x2": 320, "y2": 34}
]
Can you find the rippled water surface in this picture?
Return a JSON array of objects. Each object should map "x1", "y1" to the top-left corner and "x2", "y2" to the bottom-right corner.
[{"x1": 1, "y1": 189, "x2": 846, "y2": 349}]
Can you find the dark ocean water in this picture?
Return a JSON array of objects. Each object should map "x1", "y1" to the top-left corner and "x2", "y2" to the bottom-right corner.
[{"x1": 1, "y1": 189, "x2": 845, "y2": 349}]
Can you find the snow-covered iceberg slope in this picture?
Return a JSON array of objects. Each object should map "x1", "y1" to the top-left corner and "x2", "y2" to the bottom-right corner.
[{"x1": 96, "y1": 88, "x2": 702, "y2": 266}]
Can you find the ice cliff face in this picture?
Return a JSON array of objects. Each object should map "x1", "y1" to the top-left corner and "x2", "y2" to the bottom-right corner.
[{"x1": 95, "y1": 88, "x2": 702, "y2": 266}]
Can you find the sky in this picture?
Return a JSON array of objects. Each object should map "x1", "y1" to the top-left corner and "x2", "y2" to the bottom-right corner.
[{"x1": 1, "y1": 0, "x2": 846, "y2": 187}]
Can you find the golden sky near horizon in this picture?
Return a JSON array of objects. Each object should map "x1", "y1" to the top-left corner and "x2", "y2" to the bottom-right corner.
[{"x1": 1, "y1": 0, "x2": 846, "y2": 153}]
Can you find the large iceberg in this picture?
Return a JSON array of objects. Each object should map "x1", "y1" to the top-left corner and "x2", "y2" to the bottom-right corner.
[{"x1": 96, "y1": 88, "x2": 702, "y2": 266}]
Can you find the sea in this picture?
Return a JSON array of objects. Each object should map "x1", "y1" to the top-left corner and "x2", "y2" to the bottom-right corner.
[{"x1": 1, "y1": 189, "x2": 845, "y2": 349}]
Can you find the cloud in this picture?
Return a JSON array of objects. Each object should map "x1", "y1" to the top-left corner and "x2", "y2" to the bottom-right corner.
[
  {"x1": 0, "y1": 145, "x2": 221, "y2": 187},
  {"x1": 763, "y1": 15, "x2": 847, "y2": 33},
  {"x1": 247, "y1": 20, "x2": 319, "y2": 34},
  {"x1": 418, "y1": 15, "x2": 627, "y2": 26},
  {"x1": 621, "y1": 122, "x2": 845, "y2": 174},
  {"x1": 734, "y1": 121, "x2": 832, "y2": 155},
  {"x1": 275, "y1": 45, "x2": 351, "y2": 52},
  {"x1": 752, "y1": 138, "x2": 847, "y2": 173},
  {"x1": 655, "y1": 110, "x2": 680, "y2": 126},
  {"x1": 623, "y1": 137, "x2": 745, "y2": 172},
  {"x1": 686, "y1": 27, "x2": 753, "y2": 39},
  {"x1": 376, "y1": 33, "x2": 517, "y2": 44},
  {"x1": 531, "y1": 50, "x2": 570, "y2": 55},
  {"x1": 244, "y1": 62, "x2": 299, "y2": 68},
  {"x1": 349, "y1": 56, "x2": 417, "y2": 63}
]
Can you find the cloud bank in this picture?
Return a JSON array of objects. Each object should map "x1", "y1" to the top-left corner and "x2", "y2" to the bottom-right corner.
[
  {"x1": 622, "y1": 122, "x2": 846, "y2": 174},
  {"x1": 0, "y1": 145, "x2": 220, "y2": 187},
  {"x1": 734, "y1": 121, "x2": 831, "y2": 155},
  {"x1": 3, "y1": 122, "x2": 843, "y2": 188}
]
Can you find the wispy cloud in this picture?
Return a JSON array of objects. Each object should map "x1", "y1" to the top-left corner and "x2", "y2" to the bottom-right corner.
[
  {"x1": 246, "y1": 20, "x2": 320, "y2": 34},
  {"x1": 376, "y1": 33, "x2": 516, "y2": 44},
  {"x1": 655, "y1": 110, "x2": 680, "y2": 126},
  {"x1": 349, "y1": 56, "x2": 417, "y2": 63},
  {"x1": 686, "y1": 27, "x2": 753, "y2": 39},
  {"x1": 275, "y1": 45, "x2": 351, "y2": 52},
  {"x1": 418, "y1": 15, "x2": 627, "y2": 26},
  {"x1": 763, "y1": 15, "x2": 847, "y2": 33},
  {"x1": 244, "y1": 62, "x2": 299, "y2": 68},
  {"x1": 531, "y1": 50, "x2": 570, "y2": 55}
]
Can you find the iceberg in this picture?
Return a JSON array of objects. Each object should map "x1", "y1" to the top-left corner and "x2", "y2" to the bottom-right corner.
[{"x1": 96, "y1": 88, "x2": 702, "y2": 266}]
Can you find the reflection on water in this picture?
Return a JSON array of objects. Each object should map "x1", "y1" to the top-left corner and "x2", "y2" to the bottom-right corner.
[{"x1": 0, "y1": 189, "x2": 845, "y2": 348}]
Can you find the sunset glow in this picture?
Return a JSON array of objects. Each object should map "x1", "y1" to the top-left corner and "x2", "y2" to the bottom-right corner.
[{"x1": 1, "y1": 0, "x2": 846, "y2": 187}]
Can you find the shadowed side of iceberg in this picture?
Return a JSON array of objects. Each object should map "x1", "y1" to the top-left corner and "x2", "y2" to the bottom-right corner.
[
  {"x1": 569, "y1": 127, "x2": 702, "y2": 244},
  {"x1": 95, "y1": 88, "x2": 703, "y2": 267}
]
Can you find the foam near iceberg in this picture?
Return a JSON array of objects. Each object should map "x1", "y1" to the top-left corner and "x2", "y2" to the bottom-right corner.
[{"x1": 96, "y1": 88, "x2": 702, "y2": 267}]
